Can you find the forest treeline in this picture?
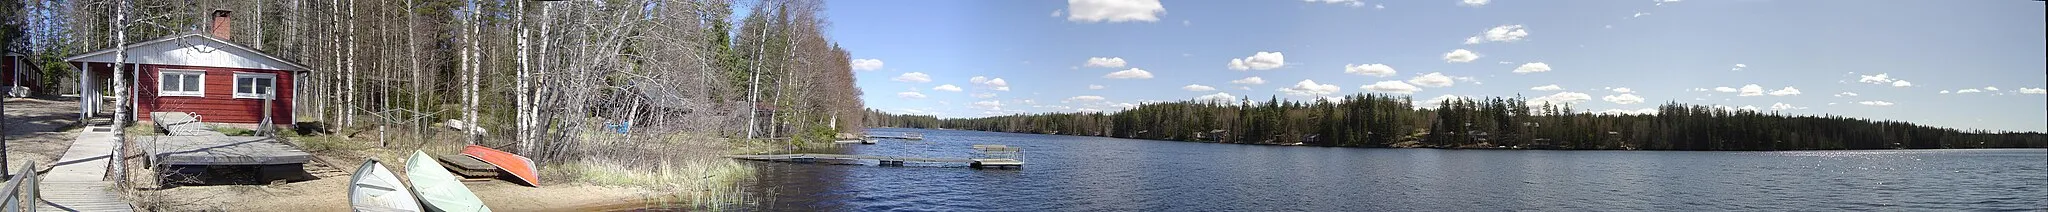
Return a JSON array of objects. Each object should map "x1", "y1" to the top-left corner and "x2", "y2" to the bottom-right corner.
[
  {"x1": 9, "y1": 0, "x2": 863, "y2": 163},
  {"x1": 865, "y1": 94, "x2": 2048, "y2": 150}
]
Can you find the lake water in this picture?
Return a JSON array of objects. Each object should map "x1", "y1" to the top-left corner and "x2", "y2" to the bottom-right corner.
[{"x1": 735, "y1": 128, "x2": 2047, "y2": 211}]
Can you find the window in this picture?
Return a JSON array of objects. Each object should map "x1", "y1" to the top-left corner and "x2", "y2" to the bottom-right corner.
[
  {"x1": 158, "y1": 70, "x2": 205, "y2": 97},
  {"x1": 234, "y1": 73, "x2": 277, "y2": 99}
]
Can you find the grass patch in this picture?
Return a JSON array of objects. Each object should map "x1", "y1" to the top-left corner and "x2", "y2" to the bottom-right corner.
[
  {"x1": 285, "y1": 135, "x2": 368, "y2": 153},
  {"x1": 212, "y1": 126, "x2": 257, "y2": 136},
  {"x1": 125, "y1": 124, "x2": 158, "y2": 136},
  {"x1": 551, "y1": 158, "x2": 755, "y2": 210}
]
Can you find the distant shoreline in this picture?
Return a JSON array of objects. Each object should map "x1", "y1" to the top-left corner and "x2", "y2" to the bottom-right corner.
[{"x1": 873, "y1": 127, "x2": 2048, "y2": 151}]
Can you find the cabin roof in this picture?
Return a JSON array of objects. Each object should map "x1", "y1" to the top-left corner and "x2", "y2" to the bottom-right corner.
[{"x1": 65, "y1": 33, "x2": 313, "y2": 72}]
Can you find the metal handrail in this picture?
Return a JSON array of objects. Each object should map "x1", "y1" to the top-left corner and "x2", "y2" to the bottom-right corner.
[{"x1": 1, "y1": 160, "x2": 39, "y2": 212}]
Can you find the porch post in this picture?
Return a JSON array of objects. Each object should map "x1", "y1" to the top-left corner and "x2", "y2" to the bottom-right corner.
[{"x1": 77, "y1": 62, "x2": 90, "y2": 120}]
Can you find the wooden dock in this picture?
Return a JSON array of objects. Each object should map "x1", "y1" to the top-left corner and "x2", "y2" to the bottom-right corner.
[
  {"x1": 138, "y1": 112, "x2": 315, "y2": 185},
  {"x1": 725, "y1": 153, "x2": 1021, "y2": 168},
  {"x1": 141, "y1": 136, "x2": 312, "y2": 166},
  {"x1": 727, "y1": 144, "x2": 1023, "y2": 168},
  {"x1": 150, "y1": 112, "x2": 225, "y2": 136},
  {"x1": 141, "y1": 136, "x2": 315, "y2": 185},
  {"x1": 862, "y1": 132, "x2": 924, "y2": 140}
]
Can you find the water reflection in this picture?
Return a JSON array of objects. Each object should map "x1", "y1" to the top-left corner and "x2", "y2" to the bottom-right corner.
[{"x1": 730, "y1": 129, "x2": 2047, "y2": 211}]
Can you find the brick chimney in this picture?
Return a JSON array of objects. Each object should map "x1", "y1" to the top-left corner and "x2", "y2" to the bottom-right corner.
[{"x1": 210, "y1": 10, "x2": 232, "y2": 39}]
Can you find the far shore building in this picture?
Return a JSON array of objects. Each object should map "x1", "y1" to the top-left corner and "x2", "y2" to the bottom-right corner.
[{"x1": 66, "y1": 10, "x2": 311, "y2": 129}]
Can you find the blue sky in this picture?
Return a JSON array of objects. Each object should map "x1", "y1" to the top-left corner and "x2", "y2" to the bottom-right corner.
[{"x1": 826, "y1": 0, "x2": 2047, "y2": 132}]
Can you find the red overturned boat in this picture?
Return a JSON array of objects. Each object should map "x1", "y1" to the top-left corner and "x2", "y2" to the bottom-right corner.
[{"x1": 462, "y1": 145, "x2": 540, "y2": 187}]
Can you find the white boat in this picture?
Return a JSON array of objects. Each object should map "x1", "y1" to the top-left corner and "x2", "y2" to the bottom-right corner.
[
  {"x1": 351, "y1": 158, "x2": 423, "y2": 212},
  {"x1": 407, "y1": 151, "x2": 492, "y2": 212}
]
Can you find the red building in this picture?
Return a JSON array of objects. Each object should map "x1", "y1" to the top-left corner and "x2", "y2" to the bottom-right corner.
[
  {"x1": 66, "y1": 10, "x2": 311, "y2": 127},
  {"x1": 2, "y1": 53, "x2": 39, "y2": 97}
]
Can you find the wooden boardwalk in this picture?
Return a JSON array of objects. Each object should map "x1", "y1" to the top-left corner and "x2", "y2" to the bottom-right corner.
[{"x1": 37, "y1": 126, "x2": 135, "y2": 211}]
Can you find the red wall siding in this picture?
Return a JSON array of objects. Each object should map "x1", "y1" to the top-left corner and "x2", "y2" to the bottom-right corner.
[
  {"x1": 2, "y1": 56, "x2": 18, "y2": 86},
  {"x1": 134, "y1": 64, "x2": 295, "y2": 124}
]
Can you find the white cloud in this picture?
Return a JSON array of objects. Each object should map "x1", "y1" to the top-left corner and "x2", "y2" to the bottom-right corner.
[
  {"x1": 1858, "y1": 73, "x2": 1896, "y2": 84},
  {"x1": 1182, "y1": 84, "x2": 1216, "y2": 91},
  {"x1": 1603, "y1": 93, "x2": 1645, "y2": 104},
  {"x1": 1195, "y1": 92, "x2": 1236, "y2": 103},
  {"x1": 2021, "y1": 88, "x2": 2046, "y2": 94},
  {"x1": 1511, "y1": 62, "x2": 1552, "y2": 74},
  {"x1": 1228, "y1": 52, "x2": 1287, "y2": 71},
  {"x1": 1088, "y1": 84, "x2": 1106, "y2": 90},
  {"x1": 1306, "y1": 0, "x2": 1364, "y2": 7},
  {"x1": 1050, "y1": 9, "x2": 1063, "y2": 17},
  {"x1": 1453, "y1": 76, "x2": 1482, "y2": 85},
  {"x1": 970, "y1": 76, "x2": 1011, "y2": 91},
  {"x1": 850, "y1": 59, "x2": 885, "y2": 71},
  {"x1": 897, "y1": 91, "x2": 927, "y2": 99},
  {"x1": 1858, "y1": 101, "x2": 1895, "y2": 106},
  {"x1": 1375, "y1": 3, "x2": 1385, "y2": 9},
  {"x1": 972, "y1": 92, "x2": 998, "y2": 98},
  {"x1": 1067, "y1": 95, "x2": 1107, "y2": 102},
  {"x1": 1443, "y1": 49, "x2": 1480, "y2": 63},
  {"x1": 1066, "y1": 0, "x2": 1166, "y2": 23},
  {"x1": 1984, "y1": 86, "x2": 2000, "y2": 91},
  {"x1": 1770, "y1": 102, "x2": 1805, "y2": 111},
  {"x1": 971, "y1": 100, "x2": 1003, "y2": 110},
  {"x1": 1459, "y1": 0, "x2": 1489, "y2": 7},
  {"x1": 1835, "y1": 92, "x2": 1858, "y2": 97},
  {"x1": 1084, "y1": 57, "x2": 1128, "y2": 68},
  {"x1": 1463, "y1": 37, "x2": 1482, "y2": 44},
  {"x1": 1344, "y1": 63, "x2": 1397, "y2": 77},
  {"x1": 1892, "y1": 80, "x2": 1913, "y2": 87},
  {"x1": 1957, "y1": 89, "x2": 1982, "y2": 93},
  {"x1": 1362, "y1": 81, "x2": 1422, "y2": 94},
  {"x1": 1531, "y1": 84, "x2": 1563, "y2": 91},
  {"x1": 1713, "y1": 87, "x2": 1737, "y2": 93},
  {"x1": 1529, "y1": 92, "x2": 1593, "y2": 107},
  {"x1": 1480, "y1": 25, "x2": 1530, "y2": 43},
  {"x1": 1230, "y1": 77, "x2": 1267, "y2": 85},
  {"x1": 1278, "y1": 79, "x2": 1341, "y2": 97},
  {"x1": 933, "y1": 84, "x2": 963, "y2": 92},
  {"x1": 892, "y1": 72, "x2": 932, "y2": 83},
  {"x1": 1939, "y1": 90, "x2": 1951, "y2": 94},
  {"x1": 1632, "y1": 12, "x2": 1650, "y2": 18},
  {"x1": 1738, "y1": 105, "x2": 1758, "y2": 111},
  {"x1": 1738, "y1": 84, "x2": 1765, "y2": 96},
  {"x1": 1610, "y1": 87, "x2": 1633, "y2": 93},
  {"x1": 1731, "y1": 63, "x2": 1746, "y2": 71},
  {"x1": 1408, "y1": 72, "x2": 1455, "y2": 87},
  {"x1": 1768, "y1": 87, "x2": 1801, "y2": 96},
  {"x1": 1103, "y1": 68, "x2": 1155, "y2": 79}
]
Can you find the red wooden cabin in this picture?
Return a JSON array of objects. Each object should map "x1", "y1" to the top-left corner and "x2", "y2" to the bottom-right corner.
[{"x1": 66, "y1": 10, "x2": 311, "y2": 128}]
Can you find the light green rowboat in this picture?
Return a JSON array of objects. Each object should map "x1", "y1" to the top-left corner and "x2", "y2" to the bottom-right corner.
[{"x1": 406, "y1": 150, "x2": 492, "y2": 212}]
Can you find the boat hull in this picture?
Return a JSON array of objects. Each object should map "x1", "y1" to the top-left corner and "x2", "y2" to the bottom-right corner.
[
  {"x1": 408, "y1": 151, "x2": 492, "y2": 212},
  {"x1": 462, "y1": 145, "x2": 540, "y2": 187},
  {"x1": 351, "y1": 159, "x2": 423, "y2": 212}
]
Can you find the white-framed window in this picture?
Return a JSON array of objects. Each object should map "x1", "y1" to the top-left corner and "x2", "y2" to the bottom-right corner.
[
  {"x1": 158, "y1": 70, "x2": 205, "y2": 97},
  {"x1": 234, "y1": 72, "x2": 277, "y2": 99}
]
